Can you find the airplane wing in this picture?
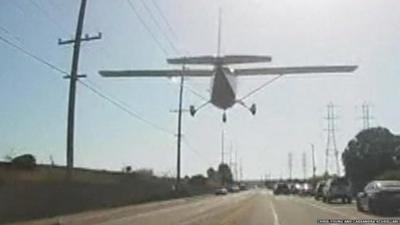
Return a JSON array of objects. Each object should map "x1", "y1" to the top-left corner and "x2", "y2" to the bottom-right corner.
[
  {"x1": 234, "y1": 65, "x2": 358, "y2": 76},
  {"x1": 99, "y1": 69, "x2": 213, "y2": 78}
]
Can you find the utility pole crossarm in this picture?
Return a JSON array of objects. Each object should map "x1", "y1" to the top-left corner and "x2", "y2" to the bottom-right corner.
[{"x1": 58, "y1": 32, "x2": 102, "y2": 45}]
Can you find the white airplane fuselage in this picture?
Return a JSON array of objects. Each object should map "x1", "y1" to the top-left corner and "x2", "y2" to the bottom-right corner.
[{"x1": 210, "y1": 66, "x2": 237, "y2": 110}]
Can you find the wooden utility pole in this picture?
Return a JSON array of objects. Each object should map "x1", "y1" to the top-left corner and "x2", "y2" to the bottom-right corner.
[
  {"x1": 221, "y1": 130, "x2": 225, "y2": 164},
  {"x1": 176, "y1": 66, "x2": 185, "y2": 188},
  {"x1": 59, "y1": 0, "x2": 101, "y2": 174}
]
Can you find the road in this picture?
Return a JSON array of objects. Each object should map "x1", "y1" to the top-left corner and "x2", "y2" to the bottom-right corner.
[{"x1": 13, "y1": 189, "x2": 396, "y2": 225}]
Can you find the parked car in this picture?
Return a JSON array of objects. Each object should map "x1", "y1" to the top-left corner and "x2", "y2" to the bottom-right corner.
[
  {"x1": 215, "y1": 187, "x2": 228, "y2": 195},
  {"x1": 356, "y1": 180, "x2": 400, "y2": 214},
  {"x1": 274, "y1": 183, "x2": 290, "y2": 195},
  {"x1": 314, "y1": 181, "x2": 326, "y2": 200},
  {"x1": 322, "y1": 177, "x2": 352, "y2": 203}
]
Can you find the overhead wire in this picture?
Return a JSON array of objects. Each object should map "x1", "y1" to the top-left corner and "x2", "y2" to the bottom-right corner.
[
  {"x1": 0, "y1": 32, "x2": 174, "y2": 136},
  {"x1": 182, "y1": 136, "x2": 215, "y2": 167},
  {"x1": 149, "y1": 0, "x2": 179, "y2": 41},
  {"x1": 239, "y1": 74, "x2": 284, "y2": 101},
  {"x1": 79, "y1": 79, "x2": 175, "y2": 135},
  {"x1": 138, "y1": 0, "x2": 180, "y2": 55},
  {"x1": 0, "y1": 25, "x2": 23, "y2": 45},
  {"x1": 28, "y1": 0, "x2": 69, "y2": 34},
  {"x1": 0, "y1": 34, "x2": 68, "y2": 75},
  {"x1": 125, "y1": 0, "x2": 169, "y2": 56}
]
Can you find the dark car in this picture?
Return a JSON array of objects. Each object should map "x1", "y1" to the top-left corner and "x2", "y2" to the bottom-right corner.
[
  {"x1": 314, "y1": 181, "x2": 326, "y2": 200},
  {"x1": 322, "y1": 177, "x2": 352, "y2": 203},
  {"x1": 357, "y1": 180, "x2": 400, "y2": 214},
  {"x1": 274, "y1": 183, "x2": 290, "y2": 195}
]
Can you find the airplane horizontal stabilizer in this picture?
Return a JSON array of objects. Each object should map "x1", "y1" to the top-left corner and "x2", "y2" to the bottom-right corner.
[
  {"x1": 167, "y1": 55, "x2": 272, "y2": 65},
  {"x1": 99, "y1": 69, "x2": 213, "y2": 77},
  {"x1": 234, "y1": 65, "x2": 358, "y2": 76},
  {"x1": 221, "y1": 55, "x2": 272, "y2": 64}
]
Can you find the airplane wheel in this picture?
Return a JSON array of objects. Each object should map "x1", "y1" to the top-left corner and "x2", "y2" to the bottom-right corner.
[
  {"x1": 222, "y1": 112, "x2": 227, "y2": 123},
  {"x1": 189, "y1": 105, "x2": 196, "y2": 117},
  {"x1": 250, "y1": 104, "x2": 256, "y2": 115}
]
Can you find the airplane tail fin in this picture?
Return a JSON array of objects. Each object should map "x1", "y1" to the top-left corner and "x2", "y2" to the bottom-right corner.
[{"x1": 167, "y1": 9, "x2": 272, "y2": 66}]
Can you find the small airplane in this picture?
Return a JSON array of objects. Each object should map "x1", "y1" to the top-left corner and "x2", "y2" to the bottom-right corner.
[{"x1": 99, "y1": 17, "x2": 357, "y2": 123}]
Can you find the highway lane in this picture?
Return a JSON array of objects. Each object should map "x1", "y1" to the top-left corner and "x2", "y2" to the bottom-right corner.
[{"x1": 12, "y1": 189, "x2": 398, "y2": 225}]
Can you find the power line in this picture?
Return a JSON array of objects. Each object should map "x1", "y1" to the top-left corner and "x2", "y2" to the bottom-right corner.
[
  {"x1": 150, "y1": 0, "x2": 179, "y2": 41},
  {"x1": 78, "y1": 79, "x2": 174, "y2": 135},
  {"x1": 28, "y1": 0, "x2": 68, "y2": 34},
  {"x1": 125, "y1": 0, "x2": 169, "y2": 56},
  {"x1": 240, "y1": 74, "x2": 284, "y2": 101},
  {"x1": 0, "y1": 33, "x2": 68, "y2": 75},
  {"x1": 182, "y1": 137, "x2": 214, "y2": 166},
  {"x1": 0, "y1": 32, "x2": 174, "y2": 136},
  {"x1": 183, "y1": 83, "x2": 208, "y2": 101},
  {"x1": 0, "y1": 25, "x2": 23, "y2": 45},
  {"x1": 138, "y1": 0, "x2": 180, "y2": 54}
]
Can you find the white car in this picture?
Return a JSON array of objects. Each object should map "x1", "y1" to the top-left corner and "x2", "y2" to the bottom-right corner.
[{"x1": 215, "y1": 187, "x2": 228, "y2": 195}]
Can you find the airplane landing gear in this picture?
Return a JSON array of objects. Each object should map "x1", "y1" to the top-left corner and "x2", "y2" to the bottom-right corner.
[
  {"x1": 190, "y1": 105, "x2": 196, "y2": 117},
  {"x1": 222, "y1": 112, "x2": 227, "y2": 123},
  {"x1": 250, "y1": 103, "x2": 256, "y2": 115},
  {"x1": 237, "y1": 100, "x2": 257, "y2": 116}
]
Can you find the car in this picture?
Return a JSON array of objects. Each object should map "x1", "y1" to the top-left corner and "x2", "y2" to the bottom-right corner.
[
  {"x1": 274, "y1": 183, "x2": 290, "y2": 195},
  {"x1": 322, "y1": 177, "x2": 352, "y2": 203},
  {"x1": 299, "y1": 183, "x2": 313, "y2": 196},
  {"x1": 215, "y1": 187, "x2": 228, "y2": 195},
  {"x1": 228, "y1": 185, "x2": 240, "y2": 193},
  {"x1": 290, "y1": 183, "x2": 303, "y2": 195},
  {"x1": 314, "y1": 181, "x2": 326, "y2": 200},
  {"x1": 356, "y1": 180, "x2": 400, "y2": 214},
  {"x1": 239, "y1": 183, "x2": 248, "y2": 191}
]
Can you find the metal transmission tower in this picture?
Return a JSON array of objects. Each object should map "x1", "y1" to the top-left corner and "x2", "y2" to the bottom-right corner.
[
  {"x1": 361, "y1": 103, "x2": 373, "y2": 130},
  {"x1": 324, "y1": 103, "x2": 340, "y2": 176},
  {"x1": 311, "y1": 144, "x2": 316, "y2": 180},
  {"x1": 288, "y1": 152, "x2": 293, "y2": 180},
  {"x1": 59, "y1": 0, "x2": 101, "y2": 173},
  {"x1": 302, "y1": 152, "x2": 307, "y2": 180},
  {"x1": 239, "y1": 158, "x2": 243, "y2": 182}
]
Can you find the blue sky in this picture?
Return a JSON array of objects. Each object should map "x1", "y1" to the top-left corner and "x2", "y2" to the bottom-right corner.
[{"x1": 1, "y1": 0, "x2": 400, "y2": 179}]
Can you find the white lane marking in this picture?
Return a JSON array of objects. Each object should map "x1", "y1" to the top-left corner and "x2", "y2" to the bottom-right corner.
[
  {"x1": 270, "y1": 201, "x2": 281, "y2": 225},
  {"x1": 95, "y1": 197, "x2": 224, "y2": 225},
  {"x1": 178, "y1": 192, "x2": 256, "y2": 225},
  {"x1": 293, "y1": 198, "x2": 349, "y2": 217}
]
